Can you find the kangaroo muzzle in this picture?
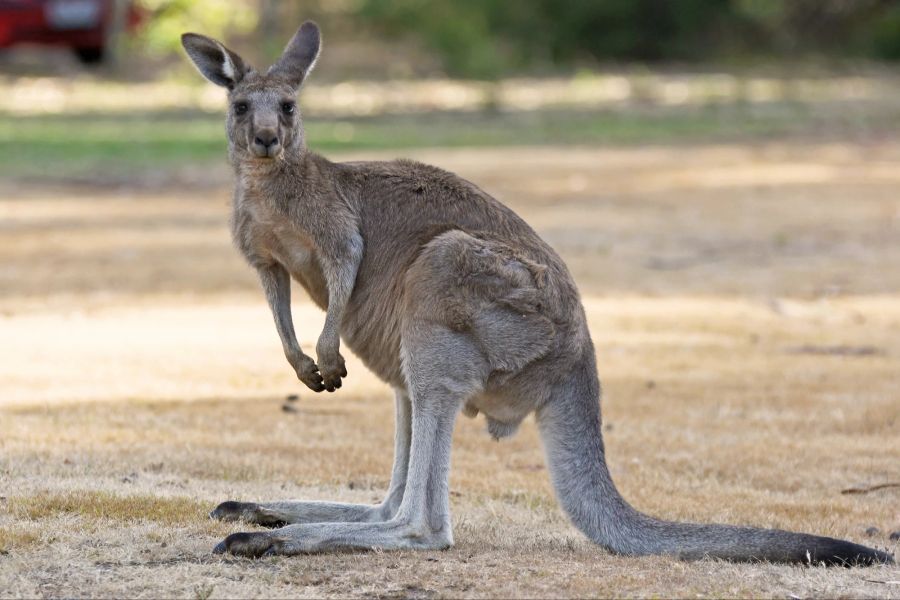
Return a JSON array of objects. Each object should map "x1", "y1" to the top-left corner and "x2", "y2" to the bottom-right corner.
[{"x1": 251, "y1": 129, "x2": 281, "y2": 158}]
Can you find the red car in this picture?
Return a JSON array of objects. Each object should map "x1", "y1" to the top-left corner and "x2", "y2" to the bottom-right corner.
[{"x1": 0, "y1": 0, "x2": 141, "y2": 64}]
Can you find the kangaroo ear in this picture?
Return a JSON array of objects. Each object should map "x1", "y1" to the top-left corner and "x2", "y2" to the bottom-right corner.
[
  {"x1": 268, "y1": 21, "x2": 321, "y2": 88},
  {"x1": 181, "y1": 33, "x2": 248, "y2": 89}
]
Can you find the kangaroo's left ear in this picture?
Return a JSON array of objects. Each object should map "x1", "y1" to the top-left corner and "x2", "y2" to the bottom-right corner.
[
  {"x1": 181, "y1": 33, "x2": 248, "y2": 89},
  {"x1": 268, "y1": 21, "x2": 321, "y2": 88}
]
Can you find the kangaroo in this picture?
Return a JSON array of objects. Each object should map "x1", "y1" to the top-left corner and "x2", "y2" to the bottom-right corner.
[{"x1": 181, "y1": 22, "x2": 893, "y2": 565}]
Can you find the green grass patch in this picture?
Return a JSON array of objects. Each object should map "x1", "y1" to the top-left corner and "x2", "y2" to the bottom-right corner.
[
  {"x1": 2, "y1": 103, "x2": 897, "y2": 183},
  {"x1": 0, "y1": 112, "x2": 226, "y2": 180}
]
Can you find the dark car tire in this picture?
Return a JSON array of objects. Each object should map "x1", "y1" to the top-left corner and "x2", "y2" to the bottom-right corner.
[{"x1": 74, "y1": 46, "x2": 105, "y2": 64}]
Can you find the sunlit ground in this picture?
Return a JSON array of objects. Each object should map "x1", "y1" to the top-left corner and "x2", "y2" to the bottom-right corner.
[{"x1": 1, "y1": 140, "x2": 898, "y2": 597}]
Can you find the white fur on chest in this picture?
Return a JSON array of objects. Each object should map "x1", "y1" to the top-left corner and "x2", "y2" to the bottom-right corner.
[
  {"x1": 269, "y1": 222, "x2": 317, "y2": 274},
  {"x1": 239, "y1": 194, "x2": 326, "y2": 300}
]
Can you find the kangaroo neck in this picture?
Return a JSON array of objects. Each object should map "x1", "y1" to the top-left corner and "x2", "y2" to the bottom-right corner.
[{"x1": 234, "y1": 147, "x2": 322, "y2": 199}]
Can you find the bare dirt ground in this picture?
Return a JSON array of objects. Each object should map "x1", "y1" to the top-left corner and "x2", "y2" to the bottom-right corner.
[{"x1": 1, "y1": 143, "x2": 899, "y2": 598}]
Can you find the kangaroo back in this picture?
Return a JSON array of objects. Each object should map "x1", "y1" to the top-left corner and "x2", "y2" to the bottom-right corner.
[{"x1": 536, "y1": 348, "x2": 893, "y2": 565}]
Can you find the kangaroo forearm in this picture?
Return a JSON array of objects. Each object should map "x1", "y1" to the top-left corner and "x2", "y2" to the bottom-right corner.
[
  {"x1": 258, "y1": 262, "x2": 326, "y2": 391},
  {"x1": 308, "y1": 232, "x2": 362, "y2": 391},
  {"x1": 258, "y1": 263, "x2": 304, "y2": 361},
  {"x1": 316, "y1": 232, "x2": 363, "y2": 355},
  {"x1": 317, "y1": 283, "x2": 350, "y2": 356}
]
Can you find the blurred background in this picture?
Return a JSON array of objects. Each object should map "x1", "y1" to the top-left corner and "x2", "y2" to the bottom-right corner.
[
  {"x1": 2, "y1": 0, "x2": 900, "y2": 184},
  {"x1": 2, "y1": 3, "x2": 899, "y2": 596},
  {"x1": 1, "y1": 0, "x2": 899, "y2": 422}
]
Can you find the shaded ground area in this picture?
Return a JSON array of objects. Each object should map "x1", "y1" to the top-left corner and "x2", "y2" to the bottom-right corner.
[{"x1": 1, "y1": 144, "x2": 898, "y2": 597}]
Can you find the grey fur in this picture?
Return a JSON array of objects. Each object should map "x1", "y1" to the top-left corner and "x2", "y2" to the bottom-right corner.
[{"x1": 182, "y1": 24, "x2": 894, "y2": 565}]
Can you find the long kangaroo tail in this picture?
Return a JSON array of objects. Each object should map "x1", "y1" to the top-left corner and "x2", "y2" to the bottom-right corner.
[{"x1": 535, "y1": 353, "x2": 894, "y2": 565}]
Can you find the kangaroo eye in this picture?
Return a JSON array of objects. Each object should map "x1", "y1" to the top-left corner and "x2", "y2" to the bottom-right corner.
[
  {"x1": 281, "y1": 102, "x2": 295, "y2": 115},
  {"x1": 233, "y1": 102, "x2": 249, "y2": 115}
]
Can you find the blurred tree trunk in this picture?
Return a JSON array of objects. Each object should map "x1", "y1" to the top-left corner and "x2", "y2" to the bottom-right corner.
[
  {"x1": 104, "y1": 0, "x2": 129, "y2": 69},
  {"x1": 259, "y1": 0, "x2": 280, "y2": 63}
]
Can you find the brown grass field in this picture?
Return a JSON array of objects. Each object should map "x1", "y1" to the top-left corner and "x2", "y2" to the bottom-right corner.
[{"x1": 1, "y1": 143, "x2": 899, "y2": 598}]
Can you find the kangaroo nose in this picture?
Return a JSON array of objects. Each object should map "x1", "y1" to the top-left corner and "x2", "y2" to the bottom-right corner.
[{"x1": 254, "y1": 133, "x2": 278, "y2": 148}]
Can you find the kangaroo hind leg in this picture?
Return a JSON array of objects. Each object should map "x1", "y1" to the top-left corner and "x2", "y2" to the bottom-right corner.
[
  {"x1": 210, "y1": 388, "x2": 412, "y2": 526},
  {"x1": 212, "y1": 230, "x2": 549, "y2": 556},
  {"x1": 213, "y1": 323, "x2": 487, "y2": 556}
]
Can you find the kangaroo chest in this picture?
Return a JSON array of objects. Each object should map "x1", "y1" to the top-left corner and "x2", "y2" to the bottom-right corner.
[
  {"x1": 233, "y1": 181, "x2": 409, "y2": 386},
  {"x1": 235, "y1": 197, "x2": 330, "y2": 309},
  {"x1": 271, "y1": 228, "x2": 329, "y2": 309}
]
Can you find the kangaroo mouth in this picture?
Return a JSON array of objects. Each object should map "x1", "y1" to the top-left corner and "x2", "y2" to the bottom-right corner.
[{"x1": 250, "y1": 146, "x2": 282, "y2": 159}]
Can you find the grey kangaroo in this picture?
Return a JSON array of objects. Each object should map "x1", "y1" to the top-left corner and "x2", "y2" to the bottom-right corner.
[{"x1": 182, "y1": 22, "x2": 893, "y2": 565}]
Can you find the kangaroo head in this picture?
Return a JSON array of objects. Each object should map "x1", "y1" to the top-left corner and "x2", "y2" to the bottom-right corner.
[{"x1": 181, "y1": 22, "x2": 321, "y2": 162}]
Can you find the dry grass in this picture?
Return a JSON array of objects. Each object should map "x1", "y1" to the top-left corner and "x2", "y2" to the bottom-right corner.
[
  {"x1": 0, "y1": 528, "x2": 39, "y2": 554},
  {"x1": 1, "y1": 143, "x2": 899, "y2": 597},
  {"x1": 7, "y1": 491, "x2": 209, "y2": 526}
]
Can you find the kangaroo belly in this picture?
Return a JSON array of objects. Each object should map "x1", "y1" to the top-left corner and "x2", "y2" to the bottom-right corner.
[{"x1": 340, "y1": 287, "x2": 406, "y2": 387}]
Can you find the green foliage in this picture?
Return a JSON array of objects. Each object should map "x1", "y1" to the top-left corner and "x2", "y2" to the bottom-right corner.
[
  {"x1": 134, "y1": 0, "x2": 257, "y2": 55},
  {"x1": 358, "y1": 0, "x2": 504, "y2": 78},
  {"x1": 357, "y1": 0, "x2": 900, "y2": 78},
  {"x1": 871, "y1": 4, "x2": 900, "y2": 60},
  {"x1": 124, "y1": 0, "x2": 900, "y2": 78}
]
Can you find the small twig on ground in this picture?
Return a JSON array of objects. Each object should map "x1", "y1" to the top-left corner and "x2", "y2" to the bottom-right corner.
[{"x1": 840, "y1": 482, "x2": 900, "y2": 495}]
